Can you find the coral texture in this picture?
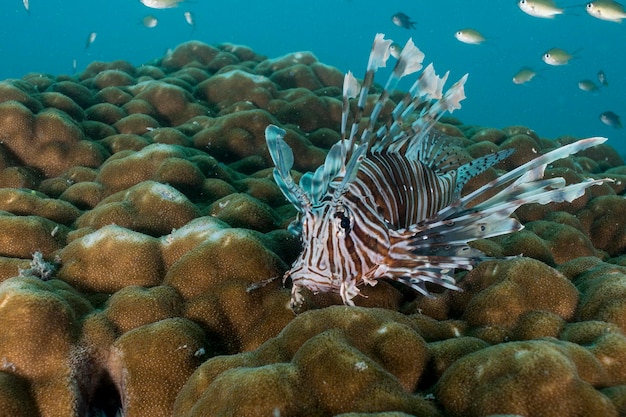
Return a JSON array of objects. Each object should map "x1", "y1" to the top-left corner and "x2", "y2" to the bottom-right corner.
[{"x1": 0, "y1": 40, "x2": 623, "y2": 416}]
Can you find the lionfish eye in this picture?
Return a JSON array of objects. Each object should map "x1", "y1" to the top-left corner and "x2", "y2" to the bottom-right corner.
[
  {"x1": 340, "y1": 215, "x2": 351, "y2": 231},
  {"x1": 334, "y1": 208, "x2": 351, "y2": 234}
]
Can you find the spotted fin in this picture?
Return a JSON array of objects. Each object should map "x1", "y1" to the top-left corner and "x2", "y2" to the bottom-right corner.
[{"x1": 454, "y1": 148, "x2": 515, "y2": 195}]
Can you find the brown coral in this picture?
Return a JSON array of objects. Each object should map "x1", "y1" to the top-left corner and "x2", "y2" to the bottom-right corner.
[{"x1": 0, "y1": 38, "x2": 623, "y2": 417}]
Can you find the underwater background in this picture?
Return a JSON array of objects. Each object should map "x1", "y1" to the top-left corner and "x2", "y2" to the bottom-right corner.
[
  {"x1": 2, "y1": 0, "x2": 625, "y2": 153},
  {"x1": 2, "y1": 1, "x2": 626, "y2": 416}
]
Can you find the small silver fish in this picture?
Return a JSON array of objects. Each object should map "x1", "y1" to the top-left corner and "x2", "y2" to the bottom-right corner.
[
  {"x1": 518, "y1": 0, "x2": 564, "y2": 18},
  {"x1": 184, "y1": 11, "x2": 196, "y2": 31},
  {"x1": 600, "y1": 111, "x2": 622, "y2": 128},
  {"x1": 391, "y1": 12, "x2": 416, "y2": 29},
  {"x1": 512, "y1": 67, "x2": 538, "y2": 84},
  {"x1": 542, "y1": 47, "x2": 576, "y2": 65},
  {"x1": 22, "y1": 0, "x2": 29, "y2": 13},
  {"x1": 140, "y1": 0, "x2": 184, "y2": 9},
  {"x1": 586, "y1": 0, "x2": 626, "y2": 22},
  {"x1": 389, "y1": 42, "x2": 402, "y2": 59},
  {"x1": 578, "y1": 79, "x2": 599, "y2": 91},
  {"x1": 598, "y1": 70, "x2": 609, "y2": 86},
  {"x1": 454, "y1": 28, "x2": 486, "y2": 45},
  {"x1": 142, "y1": 15, "x2": 158, "y2": 28},
  {"x1": 85, "y1": 32, "x2": 97, "y2": 49}
]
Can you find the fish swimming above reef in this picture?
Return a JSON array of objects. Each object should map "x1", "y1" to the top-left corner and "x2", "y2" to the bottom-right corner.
[
  {"x1": 598, "y1": 69, "x2": 609, "y2": 86},
  {"x1": 85, "y1": 32, "x2": 97, "y2": 49},
  {"x1": 512, "y1": 67, "x2": 539, "y2": 84},
  {"x1": 391, "y1": 12, "x2": 416, "y2": 29},
  {"x1": 517, "y1": 0, "x2": 565, "y2": 18},
  {"x1": 142, "y1": 15, "x2": 158, "y2": 28},
  {"x1": 265, "y1": 33, "x2": 607, "y2": 309},
  {"x1": 139, "y1": 0, "x2": 184, "y2": 9},
  {"x1": 184, "y1": 11, "x2": 196, "y2": 32},
  {"x1": 389, "y1": 42, "x2": 402, "y2": 59},
  {"x1": 600, "y1": 110, "x2": 622, "y2": 128},
  {"x1": 578, "y1": 79, "x2": 599, "y2": 92},
  {"x1": 542, "y1": 47, "x2": 577, "y2": 65},
  {"x1": 586, "y1": 0, "x2": 626, "y2": 22},
  {"x1": 454, "y1": 28, "x2": 486, "y2": 45}
]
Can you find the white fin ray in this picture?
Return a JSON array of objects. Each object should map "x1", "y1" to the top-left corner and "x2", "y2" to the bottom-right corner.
[
  {"x1": 366, "y1": 33, "x2": 393, "y2": 72},
  {"x1": 440, "y1": 136, "x2": 608, "y2": 218},
  {"x1": 341, "y1": 71, "x2": 359, "y2": 139},
  {"x1": 391, "y1": 38, "x2": 425, "y2": 80},
  {"x1": 411, "y1": 63, "x2": 448, "y2": 100}
]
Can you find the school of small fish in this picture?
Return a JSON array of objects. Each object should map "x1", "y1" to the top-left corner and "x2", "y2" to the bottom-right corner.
[
  {"x1": 392, "y1": 1, "x2": 623, "y2": 130},
  {"x1": 16, "y1": 0, "x2": 623, "y2": 130}
]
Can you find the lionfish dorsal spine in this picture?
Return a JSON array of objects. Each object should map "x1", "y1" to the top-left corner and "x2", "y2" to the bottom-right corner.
[
  {"x1": 341, "y1": 71, "x2": 359, "y2": 141},
  {"x1": 332, "y1": 34, "x2": 430, "y2": 202},
  {"x1": 368, "y1": 38, "x2": 426, "y2": 132},
  {"x1": 344, "y1": 34, "x2": 393, "y2": 153}
]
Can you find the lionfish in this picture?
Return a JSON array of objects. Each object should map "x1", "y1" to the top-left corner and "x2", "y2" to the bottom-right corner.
[{"x1": 265, "y1": 33, "x2": 607, "y2": 309}]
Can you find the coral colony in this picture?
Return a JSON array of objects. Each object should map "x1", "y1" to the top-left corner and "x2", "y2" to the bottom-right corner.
[{"x1": 0, "y1": 35, "x2": 624, "y2": 416}]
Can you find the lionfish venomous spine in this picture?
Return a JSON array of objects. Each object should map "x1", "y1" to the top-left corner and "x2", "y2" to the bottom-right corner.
[{"x1": 265, "y1": 33, "x2": 607, "y2": 309}]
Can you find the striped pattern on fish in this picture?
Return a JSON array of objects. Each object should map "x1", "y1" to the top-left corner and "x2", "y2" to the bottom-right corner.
[{"x1": 265, "y1": 33, "x2": 608, "y2": 310}]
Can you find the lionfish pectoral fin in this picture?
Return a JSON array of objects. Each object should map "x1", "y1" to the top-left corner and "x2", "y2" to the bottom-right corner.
[
  {"x1": 383, "y1": 266, "x2": 462, "y2": 297},
  {"x1": 289, "y1": 283, "x2": 306, "y2": 312},
  {"x1": 300, "y1": 142, "x2": 345, "y2": 204},
  {"x1": 339, "y1": 278, "x2": 361, "y2": 306},
  {"x1": 447, "y1": 137, "x2": 608, "y2": 214}
]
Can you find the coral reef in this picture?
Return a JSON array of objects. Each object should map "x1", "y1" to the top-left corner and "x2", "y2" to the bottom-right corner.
[{"x1": 0, "y1": 40, "x2": 624, "y2": 416}]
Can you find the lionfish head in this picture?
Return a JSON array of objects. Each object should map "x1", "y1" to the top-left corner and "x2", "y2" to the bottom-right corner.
[
  {"x1": 265, "y1": 123, "x2": 377, "y2": 308},
  {"x1": 286, "y1": 201, "x2": 353, "y2": 292}
]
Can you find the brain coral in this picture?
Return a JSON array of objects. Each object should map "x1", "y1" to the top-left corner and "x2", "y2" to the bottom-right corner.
[{"x1": 0, "y1": 39, "x2": 623, "y2": 417}]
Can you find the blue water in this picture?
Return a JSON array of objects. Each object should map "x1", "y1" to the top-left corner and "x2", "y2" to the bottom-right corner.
[{"x1": 2, "y1": 0, "x2": 625, "y2": 156}]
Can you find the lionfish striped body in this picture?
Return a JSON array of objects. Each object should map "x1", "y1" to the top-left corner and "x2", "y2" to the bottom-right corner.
[{"x1": 265, "y1": 34, "x2": 607, "y2": 309}]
